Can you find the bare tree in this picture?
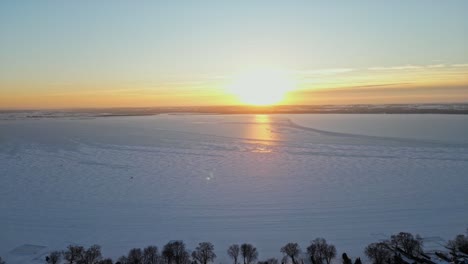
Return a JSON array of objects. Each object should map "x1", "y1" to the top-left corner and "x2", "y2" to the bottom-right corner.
[
  {"x1": 83, "y1": 245, "x2": 103, "y2": 264},
  {"x1": 240, "y1": 244, "x2": 258, "y2": 264},
  {"x1": 162, "y1": 243, "x2": 174, "y2": 264},
  {"x1": 163, "y1": 241, "x2": 190, "y2": 264},
  {"x1": 128, "y1": 248, "x2": 143, "y2": 264},
  {"x1": 64, "y1": 245, "x2": 85, "y2": 264},
  {"x1": 281, "y1": 243, "x2": 301, "y2": 264},
  {"x1": 390, "y1": 232, "x2": 423, "y2": 257},
  {"x1": 341, "y1": 253, "x2": 352, "y2": 264},
  {"x1": 307, "y1": 241, "x2": 320, "y2": 264},
  {"x1": 143, "y1": 246, "x2": 160, "y2": 264},
  {"x1": 354, "y1": 258, "x2": 362, "y2": 264},
  {"x1": 258, "y1": 258, "x2": 278, "y2": 264},
  {"x1": 228, "y1": 244, "x2": 240, "y2": 264},
  {"x1": 323, "y1": 244, "x2": 336, "y2": 264},
  {"x1": 116, "y1": 255, "x2": 129, "y2": 264},
  {"x1": 192, "y1": 242, "x2": 216, "y2": 264},
  {"x1": 365, "y1": 243, "x2": 392, "y2": 264},
  {"x1": 306, "y1": 238, "x2": 335, "y2": 264},
  {"x1": 447, "y1": 232, "x2": 468, "y2": 254},
  {"x1": 98, "y1": 259, "x2": 114, "y2": 264},
  {"x1": 46, "y1": 251, "x2": 62, "y2": 264}
]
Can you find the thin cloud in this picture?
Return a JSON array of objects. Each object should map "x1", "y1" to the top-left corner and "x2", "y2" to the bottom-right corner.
[
  {"x1": 368, "y1": 65, "x2": 422, "y2": 71},
  {"x1": 294, "y1": 84, "x2": 468, "y2": 95},
  {"x1": 301, "y1": 82, "x2": 413, "y2": 92},
  {"x1": 296, "y1": 68, "x2": 355, "y2": 75},
  {"x1": 368, "y1": 63, "x2": 468, "y2": 71},
  {"x1": 427, "y1": 64, "x2": 446, "y2": 68}
]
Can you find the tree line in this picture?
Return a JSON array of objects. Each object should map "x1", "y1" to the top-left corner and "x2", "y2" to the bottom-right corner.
[{"x1": 0, "y1": 230, "x2": 466, "y2": 264}]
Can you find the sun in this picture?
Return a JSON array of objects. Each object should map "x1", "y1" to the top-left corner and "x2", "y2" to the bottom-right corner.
[{"x1": 227, "y1": 69, "x2": 295, "y2": 106}]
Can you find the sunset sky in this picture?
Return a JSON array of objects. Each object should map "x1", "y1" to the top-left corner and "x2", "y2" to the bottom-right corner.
[{"x1": 1, "y1": 1, "x2": 467, "y2": 109}]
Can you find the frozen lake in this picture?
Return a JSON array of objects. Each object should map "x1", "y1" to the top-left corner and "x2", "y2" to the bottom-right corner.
[{"x1": 1, "y1": 114, "x2": 467, "y2": 263}]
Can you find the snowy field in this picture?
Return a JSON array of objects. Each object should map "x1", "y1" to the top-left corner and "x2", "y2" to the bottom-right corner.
[{"x1": 1, "y1": 114, "x2": 467, "y2": 263}]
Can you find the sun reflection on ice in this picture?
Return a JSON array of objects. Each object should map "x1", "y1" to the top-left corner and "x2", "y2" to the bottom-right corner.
[{"x1": 246, "y1": 115, "x2": 278, "y2": 153}]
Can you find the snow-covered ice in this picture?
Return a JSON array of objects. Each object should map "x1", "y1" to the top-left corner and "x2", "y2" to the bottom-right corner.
[{"x1": 1, "y1": 114, "x2": 467, "y2": 263}]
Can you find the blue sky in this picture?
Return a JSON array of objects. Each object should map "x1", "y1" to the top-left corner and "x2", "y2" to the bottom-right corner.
[{"x1": 1, "y1": 1, "x2": 467, "y2": 108}]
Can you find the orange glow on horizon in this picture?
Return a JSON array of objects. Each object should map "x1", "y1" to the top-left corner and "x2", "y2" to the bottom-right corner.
[{"x1": 1, "y1": 65, "x2": 467, "y2": 109}]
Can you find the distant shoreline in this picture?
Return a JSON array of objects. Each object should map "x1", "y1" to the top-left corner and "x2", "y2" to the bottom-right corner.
[{"x1": 1, "y1": 104, "x2": 468, "y2": 118}]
